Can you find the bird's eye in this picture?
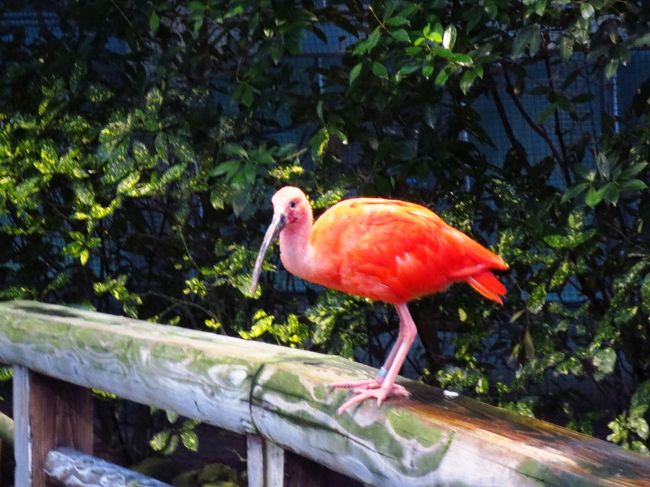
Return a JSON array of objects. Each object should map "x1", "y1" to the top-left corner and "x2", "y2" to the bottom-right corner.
[{"x1": 289, "y1": 200, "x2": 297, "y2": 209}]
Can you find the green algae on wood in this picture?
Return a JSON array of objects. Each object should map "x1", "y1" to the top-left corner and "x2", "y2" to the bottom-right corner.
[{"x1": 1, "y1": 301, "x2": 650, "y2": 487}]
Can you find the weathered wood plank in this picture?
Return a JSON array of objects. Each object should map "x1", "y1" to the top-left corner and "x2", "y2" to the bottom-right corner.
[
  {"x1": 246, "y1": 435, "x2": 284, "y2": 487},
  {"x1": 1, "y1": 301, "x2": 649, "y2": 487},
  {"x1": 247, "y1": 435, "x2": 265, "y2": 486},
  {"x1": 13, "y1": 366, "x2": 31, "y2": 487},
  {"x1": 13, "y1": 366, "x2": 93, "y2": 486},
  {"x1": 250, "y1": 360, "x2": 650, "y2": 486},
  {"x1": 264, "y1": 439, "x2": 284, "y2": 487},
  {"x1": 0, "y1": 300, "x2": 322, "y2": 436},
  {"x1": 44, "y1": 447, "x2": 170, "y2": 486}
]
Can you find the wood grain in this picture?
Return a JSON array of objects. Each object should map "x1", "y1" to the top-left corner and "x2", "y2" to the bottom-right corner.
[
  {"x1": 1, "y1": 301, "x2": 649, "y2": 486},
  {"x1": 13, "y1": 366, "x2": 92, "y2": 486},
  {"x1": 44, "y1": 447, "x2": 170, "y2": 486}
]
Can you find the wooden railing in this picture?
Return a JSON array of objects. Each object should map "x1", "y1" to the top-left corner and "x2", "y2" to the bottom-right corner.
[{"x1": 0, "y1": 300, "x2": 649, "y2": 486}]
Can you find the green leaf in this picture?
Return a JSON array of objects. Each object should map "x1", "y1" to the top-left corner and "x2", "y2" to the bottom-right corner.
[
  {"x1": 458, "y1": 308, "x2": 467, "y2": 322},
  {"x1": 154, "y1": 133, "x2": 168, "y2": 160},
  {"x1": 460, "y1": 69, "x2": 477, "y2": 94},
  {"x1": 390, "y1": 29, "x2": 410, "y2": 43},
  {"x1": 385, "y1": 16, "x2": 408, "y2": 27},
  {"x1": 512, "y1": 24, "x2": 541, "y2": 58},
  {"x1": 614, "y1": 305, "x2": 637, "y2": 324},
  {"x1": 145, "y1": 88, "x2": 163, "y2": 113},
  {"x1": 210, "y1": 190, "x2": 225, "y2": 210},
  {"x1": 163, "y1": 434, "x2": 179, "y2": 455},
  {"x1": 550, "y1": 260, "x2": 571, "y2": 289},
  {"x1": 398, "y1": 63, "x2": 420, "y2": 76},
  {"x1": 619, "y1": 179, "x2": 647, "y2": 192},
  {"x1": 543, "y1": 228, "x2": 596, "y2": 249},
  {"x1": 422, "y1": 64, "x2": 434, "y2": 79},
  {"x1": 160, "y1": 163, "x2": 186, "y2": 186},
  {"x1": 592, "y1": 348, "x2": 617, "y2": 376},
  {"x1": 585, "y1": 184, "x2": 608, "y2": 207},
  {"x1": 371, "y1": 61, "x2": 389, "y2": 80},
  {"x1": 349, "y1": 63, "x2": 363, "y2": 85},
  {"x1": 603, "y1": 183, "x2": 620, "y2": 206},
  {"x1": 620, "y1": 162, "x2": 648, "y2": 179},
  {"x1": 604, "y1": 59, "x2": 618, "y2": 79},
  {"x1": 166, "y1": 410, "x2": 179, "y2": 424},
  {"x1": 537, "y1": 102, "x2": 557, "y2": 124},
  {"x1": 149, "y1": 10, "x2": 160, "y2": 33},
  {"x1": 180, "y1": 430, "x2": 199, "y2": 451},
  {"x1": 580, "y1": 2, "x2": 595, "y2": 19},
  {"x1": 117, "y1": 172, "x2": 141, "y2": 195},
  {"x1": 632, "y1": 33, "x2": 650, "y2": 47},
  {"x1": 310, "y1": 127, "x2": 329, "y2": 159},
  {"x1": 170, "y1": 137, "x2": 195, "y2": 163},
  {"x1": 429, "y1": 45, "x2": 473, "y2": 65},
  {"x1": 425, "y1": 22, "x2": 443, "y2": 43},
  {"x1": 561, "y1": 182, "x2": 589, "y2": 203},
  {"x1": 442, "y1": 25, "x2": 457, "y2": 50},
  {"x1": 527, "y1": 283, "x2": 547, "y2": 314},
  {"x1": 212, "y1": 160, "x2": 240, "y2": 178},
  {"x1": 354, "y1": 27, "x2": 381, "y2": 55},
  {"x1": 523, "y1": 327, "x2": 535, "y2": 359},
  {"x1": 630, "y1": 417, "x2": 649, "y2": 441},
  {"x1": 223, "y1": 143, "x2": 247, "y2": 159},
  {"x1": 434, "y1": 67, "x2": 449, "y2": 86},
  {"x1": 560, "y1": 36, "x2": 574, "y2": 61},
  {"x1": 631, "y1": 380, "x2": 650, "y2": 410},
  {"x1": 641, "y1": 273, "x2": 650, "y2": 313},
  {"x1": 150, "y1": 430, "x2": 170, "y2": 451}
]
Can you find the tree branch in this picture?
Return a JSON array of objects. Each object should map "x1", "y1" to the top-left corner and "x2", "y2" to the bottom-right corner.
[{"x1": 503, "y1": 68, "x2": 564, "y2": 165}]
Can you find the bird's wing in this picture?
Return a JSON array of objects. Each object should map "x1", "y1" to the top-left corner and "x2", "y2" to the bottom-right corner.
[{"x1": 309, "y1": 198, "x2": 506, "y2": 303}]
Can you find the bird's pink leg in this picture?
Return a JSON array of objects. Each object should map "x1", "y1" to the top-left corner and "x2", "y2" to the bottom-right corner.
[
  {"x1": 336, "y1": 304, "x2": 417, "y2": 414},
  {"x1": 329, "y1": 331, "x2": 404, "y2": 391}
]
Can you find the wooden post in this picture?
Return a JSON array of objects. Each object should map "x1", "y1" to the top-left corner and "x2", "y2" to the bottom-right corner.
[
  {"x1": 13, "y1": 366, "x2": 93, "y2": 486},
  {"x1": 247, "y1": 435, "x2": 285, "y2": 487}
]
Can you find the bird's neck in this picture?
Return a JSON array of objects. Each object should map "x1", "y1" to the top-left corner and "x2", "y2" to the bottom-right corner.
[{"x1": 279, "y1": 217, "x2": 313, "y2": 281}]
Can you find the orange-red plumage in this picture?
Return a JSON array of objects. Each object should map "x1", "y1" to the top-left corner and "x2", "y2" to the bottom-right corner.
[
  {"x1": 251, "y1": 186, "x2": 507, "y2": 414},
  {"x1": 306, "y1": 197, "x2": 507, "y2": 304}
]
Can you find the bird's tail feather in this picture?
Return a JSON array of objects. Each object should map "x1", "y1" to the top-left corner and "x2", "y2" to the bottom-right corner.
[{"x1": 467, "y1": 271, "x2": 506, "y2": 304}]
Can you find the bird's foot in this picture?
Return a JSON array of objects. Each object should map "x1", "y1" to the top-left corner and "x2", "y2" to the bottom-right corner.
[
  {"x1": 330, "y1": 377, "x2": 409, "y2": 395},
  {"x1": 335, "y1": 383, "x2": 410, "y2": 414},
  {"x1": 330, "y1": 377, "x2": 381, "y2": 390}
]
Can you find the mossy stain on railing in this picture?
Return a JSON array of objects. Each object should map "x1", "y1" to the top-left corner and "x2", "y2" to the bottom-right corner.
[{"x1": 386, "y1": 409, "x2": 443, "y2": 447}]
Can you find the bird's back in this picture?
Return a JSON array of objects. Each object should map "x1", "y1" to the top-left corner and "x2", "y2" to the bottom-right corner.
[{"x1": 307, "y1": 197, "x2": 507, "y2": 304}]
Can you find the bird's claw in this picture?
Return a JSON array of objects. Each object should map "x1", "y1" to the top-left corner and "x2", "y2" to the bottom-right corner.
[
  {"x1": 335, "y1": 383, "x2": 410, "y2": 414},
  {"x1": 330, "y1": 378, "x2": 409, "y2": 395},
  {"x1": 329, "y1": 378, "x2": 382, "y2": 390}
]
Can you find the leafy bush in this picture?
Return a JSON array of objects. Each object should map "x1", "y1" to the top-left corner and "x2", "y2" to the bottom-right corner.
[{"x1": 0, "y1": 0, "x2": 649, "y2": 457}]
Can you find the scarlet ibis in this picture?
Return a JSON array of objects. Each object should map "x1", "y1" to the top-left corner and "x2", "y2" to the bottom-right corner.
[{"x1": 251, "y1": 186, "x2": 507, "y2": 414}]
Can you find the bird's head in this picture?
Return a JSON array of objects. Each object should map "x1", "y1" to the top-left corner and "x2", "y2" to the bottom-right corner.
[
  {"x1": 271, "y1": 186, "x2": 311, "y2": 226},
  {"x1": 250, "y1": 186, "x2": 311, "y2": 294}
]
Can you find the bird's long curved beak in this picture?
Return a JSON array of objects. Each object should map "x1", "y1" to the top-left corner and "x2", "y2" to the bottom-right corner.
[{"x1": 250, "y1": 212, "x2": 286, "y2": 294}]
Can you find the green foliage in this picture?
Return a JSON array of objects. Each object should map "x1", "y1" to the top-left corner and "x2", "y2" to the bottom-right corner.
[
  {"x1": 608, "y1": 380, "x2": 650, "y2": 454},
  {"x1": 1, "y1": 0, "x2": 649, "y2": 459},
  {"x1": 172, "y1": 462, "x2": 243, "y2": 487},
  {"x1": 150, "y1": 414, "x2": 201, "y2": 455}
]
